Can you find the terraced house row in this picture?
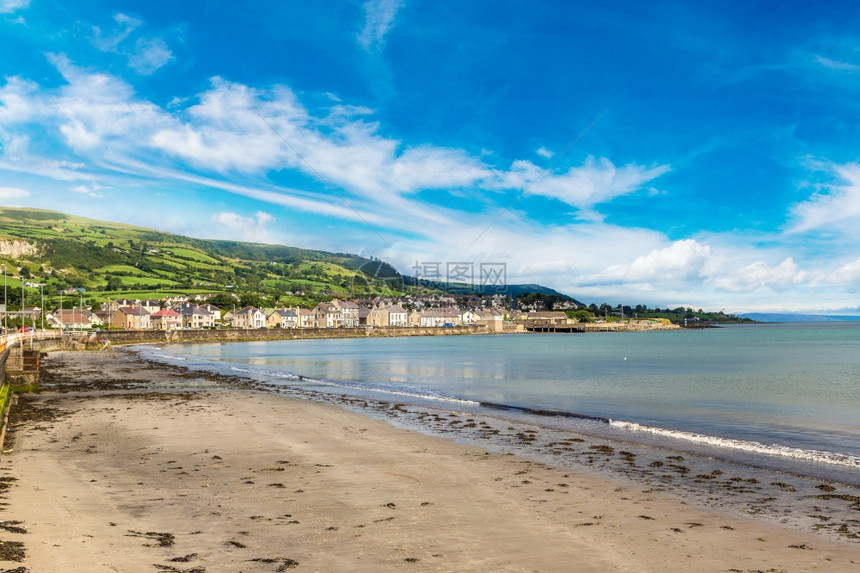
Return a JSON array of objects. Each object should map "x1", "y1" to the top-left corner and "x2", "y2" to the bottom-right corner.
[{"x1": 42, "y1": 296, "x2": 514, "y2": 331}]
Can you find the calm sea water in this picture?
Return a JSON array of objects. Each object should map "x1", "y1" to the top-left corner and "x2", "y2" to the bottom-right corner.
[{"x1": 143, "y1": 323, "x2": 860, "y2": 476}]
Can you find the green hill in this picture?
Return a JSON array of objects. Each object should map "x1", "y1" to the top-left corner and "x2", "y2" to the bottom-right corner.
[
  {"x1": 0, "y1": 207, "x2": 406, "y2": 310},
  {"x1": 0, "y1": 207, "x2": 577, "y2": 312}
]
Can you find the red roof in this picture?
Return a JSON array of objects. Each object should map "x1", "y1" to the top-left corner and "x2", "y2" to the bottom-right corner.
[{"x1": 151, "y1": 309, "x2": 181, "y2": 317}]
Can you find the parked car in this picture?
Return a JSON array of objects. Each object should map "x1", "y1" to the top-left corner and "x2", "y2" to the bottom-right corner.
[{"x1": 19, "y1": 326, "x2": 34, "y2": 333}]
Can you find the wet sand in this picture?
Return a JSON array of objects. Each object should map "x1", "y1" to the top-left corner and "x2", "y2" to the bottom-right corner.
[{"x1": 0, "y1": 349, "x2": 857, "y2": 572}]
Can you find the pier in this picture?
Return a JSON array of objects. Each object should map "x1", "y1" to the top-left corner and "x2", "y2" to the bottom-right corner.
[
  {"x1": 523, "y1": 318, "x2": 678, "y2": 333},
  {"x1": 524, "y1": 321, "x2": 622, "y2": 333}
]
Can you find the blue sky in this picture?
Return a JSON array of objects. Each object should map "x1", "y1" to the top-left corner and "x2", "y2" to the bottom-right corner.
[{"x1": 1, "y1": 0, "x2": 860, "y2": 312}]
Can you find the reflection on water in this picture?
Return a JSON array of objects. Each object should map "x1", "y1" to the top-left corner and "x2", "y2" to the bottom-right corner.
[{"x1": 149, "y1": 323, "x2": 860, "y2": 465}]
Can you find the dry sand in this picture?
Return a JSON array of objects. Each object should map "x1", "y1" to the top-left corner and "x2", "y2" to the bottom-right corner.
[{"x1": 0, "y1": 349, "x2": 856, "y2": 572}]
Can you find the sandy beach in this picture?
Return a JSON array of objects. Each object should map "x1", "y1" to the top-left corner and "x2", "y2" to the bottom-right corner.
[{"x1": 0, "y1": 349, "x2": 856, "y2": 572}]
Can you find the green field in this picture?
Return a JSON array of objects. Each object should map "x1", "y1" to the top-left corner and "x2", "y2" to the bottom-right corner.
[
  {"x1": 0, "y1": 207, "x2": 571, "y2": 315},
  {"x1": 0, "y1": 207, "x2": 425, "y2": 311}
]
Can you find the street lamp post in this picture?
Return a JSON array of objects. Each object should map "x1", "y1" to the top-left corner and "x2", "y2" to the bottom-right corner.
[{"x1": 40, "y1": 284, "x2": 44, "y2": 331}]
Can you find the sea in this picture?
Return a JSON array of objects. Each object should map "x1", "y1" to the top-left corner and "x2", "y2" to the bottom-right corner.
[{"x1": 140, "y1": 322, "x2": 860, "y2": 487}]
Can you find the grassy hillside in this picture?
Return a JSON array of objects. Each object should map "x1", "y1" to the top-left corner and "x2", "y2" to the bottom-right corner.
[
  {"x1": 0, "y1": 207, "x2": 582, "y2": 315},
  {"x1": 0, "y1": 207, "x2": 408, "y2": 310}
]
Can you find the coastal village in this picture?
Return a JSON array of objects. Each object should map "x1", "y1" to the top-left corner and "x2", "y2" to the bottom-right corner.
[
  {"x1": 0, "y1": 214, "x2": 735, "y2": 336},
  {"x1": 5, "y1": 293, "x2": 677, "y2": 334}
]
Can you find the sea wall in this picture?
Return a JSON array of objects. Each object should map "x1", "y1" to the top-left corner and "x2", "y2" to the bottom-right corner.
[
  {"x1": 86, "y1": 325, "x2": 489, "y2": 346},
  {"x1": 0, "y1": 345, "x2": 9, "y2": 386}
]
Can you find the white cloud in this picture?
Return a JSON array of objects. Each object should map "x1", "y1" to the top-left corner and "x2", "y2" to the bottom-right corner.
[
  {"x1": 357, "y1": 0, "x2": 404, "y2": 52},
  {"x1": 536, "y1": 147, "x2": 554, "y2": 159},
  {"x1": 13, "y1": 57, "x2": 837, "y2": 310},
  {"x1": 379, "y1": 216, "x2": 671, "y2": 290},
  {"x1": 2, "y1": 63, "x2": 662, "y2": 227},
  {"x1": 0, "y1": 186, "x2": 29, "y2": 199},
  {"x1": 128, "y1": 37, "x2": 174, "y2": 75},
  {"x1": 0, "y1": 62, "x2": 692, "y2": 303},
  {"x1": 46, "y1": 54, "x2": 167, "y2": 151},
  {"x1": 210, "y1": 211, "x2": 276, "y2": 242},
  {"x1": 789, "y1": 162, "x2": 860, "y2": 233},
  {"x1": 499, "y1": 155, "x2": 670, "y2": 213},
  {"x1": 0, "y1": 77, "x2": 40, "y2": 123},
  {"x1": 0, "y1": 0, "x2": 28, "y2": 14},
  {"x1": 712, "y1": 257, "x2": 807, "y2": 293},
  {"x1": 826, "y1": 256, "x2": 860, "y2": 286},
  {"x1": 70, "y1": 184, "x2": 104, "y2": 198},
  {"x1": 150, "y1": 78, "x2": 495, "y2": 200},
  {"x1": 91, "y1": 13, "x2": 173, "y2": 75},
  {"x1": 595, "y1": 239, "x2": 720, "y2": 283}
]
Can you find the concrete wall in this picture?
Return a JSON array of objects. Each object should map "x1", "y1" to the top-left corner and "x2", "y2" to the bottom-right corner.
[{"x1": 80, "y1": 325, "x2": 488, "y2": 347}]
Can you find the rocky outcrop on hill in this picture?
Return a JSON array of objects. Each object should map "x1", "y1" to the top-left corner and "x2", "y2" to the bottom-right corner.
[{"x1": 0, "y1": 239, "x2": 43, "y2": 258}]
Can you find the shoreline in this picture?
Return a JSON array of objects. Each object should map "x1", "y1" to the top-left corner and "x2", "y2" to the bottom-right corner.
[
  {"x1": 58, "y1": 344, "x2": 860, "y2": 541},
  {"x1": 63, "y1": 318, "x2": 686, "y2": 350},
  {"x1": 0, "y1": 349, "x2": 856, "y2": 571},
  {"x1": 137, "y1": 335, "x2": 860, "y2": 484}
]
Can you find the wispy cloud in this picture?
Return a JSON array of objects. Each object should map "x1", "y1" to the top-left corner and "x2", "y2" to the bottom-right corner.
[
  {"x1": 142, "y1": 76, "x2": 645, "y2": 217},
  {"x1": 46, "y1": 54, "x2": 168, "y2": 151},
  {"x1": 2, "y1": 54, "x2": 845, "y2": 310},
  {"x1": 91, "y1": 13, "x2": 174, "y2": 75},
  {"x1": 0, "y1": 57, "x2": 664, "y2": 228},
  {"x1": 789, "y1": 162, "x2": 860, "y2": 233},
  {"x1": 498, "y1": 156, "x2": 670, "y2": 216},
  {"x1": 0, "y1": 186, "x2": 29, "y2": 199},
  {"x1": 827, "y1": 256, "x2": 860, "y2": 287},
  {"x1": 128, "y1": 37, "x2": 174, "y2": 76},
  {"x1": 91, "y1": 13, "x2": 142, "y2": 52},
  {"x1": 70, "y1": 184, "x2": 104, "y2": 198},
  {"x1": 0, "y1": 0, "x2": 28, "y2": 14},
  {"x1": 814, "y1": 54, "x2": 860, "y2": 72},
  {"x1": 357, "y1": 0, "x2": 404, "y2": 52}
]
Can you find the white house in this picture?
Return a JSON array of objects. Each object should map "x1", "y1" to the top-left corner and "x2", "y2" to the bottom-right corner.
[
  {"x1": 386, "y1": 304, "x2": 408, "y2": 327},
  {"x1": 333, "y1": 299, "x2": 360, "y2": 327},
  {"x1": 460, "y1": 309, "x2": 479, "y2": 324},
  {"x1": 297, "y1": 308, "x2": 316, "y2": 328},
  {"x1": 233, "y1": 306, "x2": 266, "y2": 329},
  {"x1": 314, "y1": 302, "x2": 342, "y2": 328},
  {"x1": 267, "y1": 308, "x2": 298, "y2": 329}
]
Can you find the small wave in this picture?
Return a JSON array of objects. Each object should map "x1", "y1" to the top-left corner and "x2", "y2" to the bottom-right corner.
[
  {"x1": 228, "y1": 366, "x2": 480, "y2": 407},
  {"x1": 229, "y1": 365, "x2": 302, "y2": 380},
  {"x1": 134, "y1": 346, "x2": 188, "y2": 361},
  {"x1": 151, "y1": 353, "x2": 186, "y2": 361},
  {"x1": 610, "y1": 420, "x2": 860, "y2": 469}
]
